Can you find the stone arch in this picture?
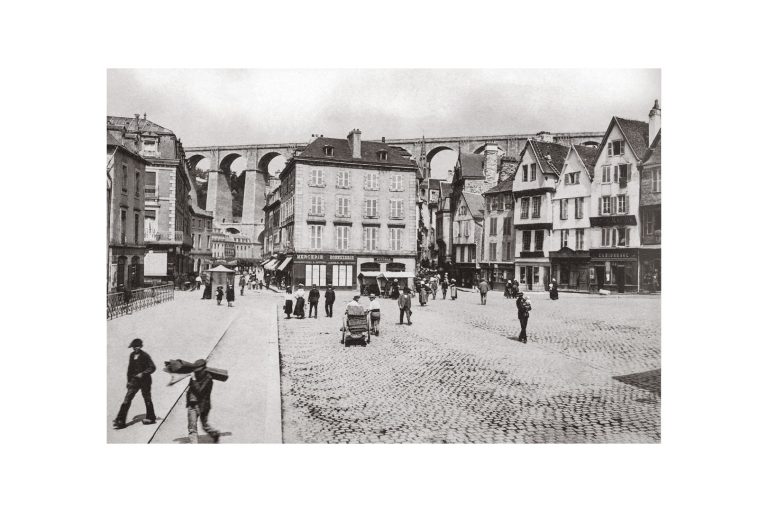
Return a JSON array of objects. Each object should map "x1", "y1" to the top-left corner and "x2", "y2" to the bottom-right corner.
[
  {"x1": 219, "y1": 152, "x2": 245, "y2": 175},
  {"x1": 187, "y1": 153, "x2": 211, "y2": 171},
  {"x1": 426, "y1": 145, "x2": 456, "y2": 163},
  {"x1": 582, "y1": 141, "x2": 599, "y2": 147},
  {"x1": 258, "y1": 152, "x2": 287, "y2": 177}
]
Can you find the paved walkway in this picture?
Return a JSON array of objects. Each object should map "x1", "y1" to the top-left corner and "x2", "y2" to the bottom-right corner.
[{"x1": 107, "y1": 287, "x2": 281, "y2": 443}]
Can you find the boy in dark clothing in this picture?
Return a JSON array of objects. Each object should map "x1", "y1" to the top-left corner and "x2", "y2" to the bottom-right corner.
[
  {"x1": 324, "y1": 285, "x2": 336, "y2": 317},
  {"x1": 308, "y1": 284, "x2": 320, "y2": 318},
  {"x1": 113, "y1": 338, "x2": 156, "y2": 429},
  {"x1": 516, "y1": 293, "x2": 532, "y2": 343},
  {"x1": 187, "y1": 359, "x2": 220, "y2": 443}
]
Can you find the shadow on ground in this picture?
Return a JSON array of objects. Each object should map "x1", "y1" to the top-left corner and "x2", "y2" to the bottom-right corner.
[
  {"x1": 172, "y1": 432, "x2": 233, "y2": 444},
  {"x1": 613, "y1": 369, "x2": 661, "y2": 396}
]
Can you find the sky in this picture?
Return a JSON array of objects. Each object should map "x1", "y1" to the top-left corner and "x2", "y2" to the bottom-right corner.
[{"x1": 107, "y1": 69, "x2": 660, "y2": 178}]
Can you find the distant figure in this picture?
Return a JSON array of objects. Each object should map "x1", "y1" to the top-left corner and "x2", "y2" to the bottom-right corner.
[
  {"x1": 398, "y1": 287, "x2": 413, "y2": 325},
  {"x1": 441, "y1": 278, "x2": 448, "y2": 299},
  {"x1": 367, "y1": 293, "x2": 382, "y2": 336},
  {"x1": 430, "y1": 278, "x2": 438, "y2": 300},
  {"x1": 308, "y1": 284, "x2": 320, "y2": 318},
  {"x1": 215, "y1": 286, "x2": 224, "y2": 305},
  {"x1": 549, "y1": 279, "x2": 559, "y2": 300},
  {"x1": 202, "y1": 280, "x2": 212, "y2": 300},
  {"x1": 478, "y1": 278, "x2": 489, "y2": 305},
  {"x1": 324, "y1": 285, "x2": 336, "y2": 317},
  {"x1": 113, "y1": 338, "x2": 156, "y2": 429},
  {"x1": 504, "y1": 280, "x2": 513, "y2": 299},
  {"x1": 512, "y1": 279, "x2": 520, "y2": 299},
  {"x1": 390, "y1": 280, "x2": 400, "y2": 299},
  {"x1": 226, "y1": 284, "x2": 235, "y2": 307},
  {"x1": 284, "y1": 286, "x2": 293, "y2": 319},
  {"x1": 186, "y1": 359, "x2": 221, "y2": 444},
  {"x1": 516, "y1": 292, "x2": 532, "y2": 343},
  {"x1": 239, "y1": 275, "x2": 246, "y2": 296},
  {"x1": 418, "y1": 281, "x2": 429, "y2": 306},
  {"x1": 195, "y1": 274, "x2": 202, "y2": 290},
  {"x1": 293, "y1": 285, "x2": 306, "y2": 319},
  {"x1": 450, "y1": 279, "x2": 458, "y2": 300}
]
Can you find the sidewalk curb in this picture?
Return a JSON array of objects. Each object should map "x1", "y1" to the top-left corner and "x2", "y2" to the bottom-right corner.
[{"x1": 263, "y1": 303, "x2": 283, "y2": 443}]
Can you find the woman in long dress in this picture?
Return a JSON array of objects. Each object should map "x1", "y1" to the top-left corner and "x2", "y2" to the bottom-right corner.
[
  {"x1": 283, "y1": 286, "x2": 293, "y2": 319},
  {"x1": 419, "y1": 282, "x2": 429, "y2": 306},
  {"x1": 293, "y1": 284, "x2": 306, "y2": 319},
  {"x1": 549, "y1": 279, "x2": 559, "y2": 300},
  {"x1": 450, "y1": 279, "x2": 458, "y2": 300}
]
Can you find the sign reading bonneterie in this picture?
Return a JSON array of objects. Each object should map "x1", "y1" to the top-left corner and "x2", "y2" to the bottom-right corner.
[{"x1": 294, "y1": 253, "x2": 356, "y2": 263}]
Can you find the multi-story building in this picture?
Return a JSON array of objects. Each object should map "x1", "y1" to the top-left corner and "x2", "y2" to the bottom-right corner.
[
  {"x1": 190, "y1": 204, "x2": 214, "y2": 273},
  {"x1": 550, "y1": 144, "x2": 598, "y2": 290},
  {"x1": 267, "y1": 130, "x2": 419, "y2": 289},
  {"x1": 638, "y1": 101, "x2": 661, "y2": 290},
  {"x1": 452, "y1": 191, "x2": 484, "y2": 287},
  {"x1": 107, "y1": 131, "x2": 148, "y2": 291},
  {"x1": 480, "y1": 176, "x2": 515, "y2": 289},
  {"x1": 588, "y1": 115, "x2": 650, "y2": 292},
  {"x1": 107, "y1": 114, "x2": 194, "y2": 282},
  {"x1": 512, "y1": 138, "x2": 569, "y2": 291},
  {"x1": 435, "y1": 181, "x2": 454, "y2": 271}
]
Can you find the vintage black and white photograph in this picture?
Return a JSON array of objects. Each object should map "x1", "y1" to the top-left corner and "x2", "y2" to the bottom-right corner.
[{"x1": 106, "y1": 69, "x2": 661, "y2": 444}]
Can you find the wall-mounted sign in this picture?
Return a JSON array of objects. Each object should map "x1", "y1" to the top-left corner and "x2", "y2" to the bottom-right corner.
[{"x1": 373, "y1": 256, "x2": 393, "y2": 263}]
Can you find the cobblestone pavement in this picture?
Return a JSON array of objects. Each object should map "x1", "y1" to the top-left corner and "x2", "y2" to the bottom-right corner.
[{"x1": 278, "y1": 289, "x2": 660, "y2": 443}]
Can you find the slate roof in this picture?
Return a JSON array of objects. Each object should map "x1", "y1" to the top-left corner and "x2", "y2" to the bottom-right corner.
[
  {"x1": 440, "y1": 181, "x2": 453, "y2": 197},
  {"x1": 297, "y1": 136, "x2": 417, "y2": 167},
  {"x1": 615, "y1": 117, "x2": 650, "y2": 158},
  {"x1": 107, "y1": 115, "x2": 175, "y2": 135},
  {"x1": 463, "y1": 192, "x2": 485, "y2": 218},
  {"x1": 456, "y1": 153, "x2": 485, "y2": 178},
  {"x1": 484, "y1": 175, "x2": 515, "y2": 195},
  {"x1": 107, "y1": 131, "x2": 146, "y2": 162},
  {"x1": 428, "y1": 178, "x2": 443, "y2": 190},
  {"x1": 573, "y1": 144, "x2": 599, "y2": 179},
  {"x1": 529, "y1": 139, "x2": 569, "y2": 176},
  {"x1": 641, "y1": 130, "x2": 661, "y2": 167}
]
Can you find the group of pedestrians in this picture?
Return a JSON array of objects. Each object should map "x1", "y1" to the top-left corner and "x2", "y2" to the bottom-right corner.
[{"x1": 284, "y1": 284, "x2": 337, "y2": 320}]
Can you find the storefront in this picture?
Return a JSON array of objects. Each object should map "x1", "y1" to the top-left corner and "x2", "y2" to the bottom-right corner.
[
  {"x1": 455, "y1": 263, "x2": 479, "y2": 288},
  {"x1": 481, "y1": 263, "x2": 515, "y2": 290},
  {"x1": 639, "y1": 247, "x2": 661, "y2": 292},
  {"x1": 515, "y1": 252, "x2": 550, "y2": 292},
  {"x1": 290, "y1": 252, "x2": 357, "y2": 289},
  {"x1": 589, "y1": 248, "x2": 640, "y2": 293},
  {"x1": 550, "y1": 247, "x2": 590, "y2": 291},
  {"x1": 356, "y1": 256, "x2": 416, "y2": 294}
]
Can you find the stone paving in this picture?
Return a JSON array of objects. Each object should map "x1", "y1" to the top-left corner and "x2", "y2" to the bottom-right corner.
[{"x1": 278, "y1": 289, "x2": 661, "y2": 443}]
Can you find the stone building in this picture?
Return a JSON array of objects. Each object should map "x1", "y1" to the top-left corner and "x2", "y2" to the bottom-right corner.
[
  {"x1": 638, "y1": 103, "x2": 661, "y2": 290},
  {"x1": 452, "y1": 191, "x2": 485, "y2": 287},
  {"x1": 107, "y1": 131, "x2": 148, "y2": 291},
  {"x1": 107, "y1": 114, "x2": 194, "y2": 282},
  {"x1": 480, "y1": 175, "x2": 515, "y2": 289},
  {"x1": 435, "y1": 181, "x2": 454, "y2": 270},
  {"x1": 550, "y1": 143, "x2": 599, "y2": 290},
  {"x1": 264, "y1": 130, "x2": 419, "y2": 289},
  {"x1": 189, "y1": 204, "x2": 214, "y2": 273}
]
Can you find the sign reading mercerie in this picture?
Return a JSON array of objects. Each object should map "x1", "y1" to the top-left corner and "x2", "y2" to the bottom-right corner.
[{"x1": 295, "y1": 253, "x2": 356, "y2": 262}]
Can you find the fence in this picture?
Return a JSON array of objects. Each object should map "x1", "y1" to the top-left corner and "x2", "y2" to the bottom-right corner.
[{"x1": 107, "y1": 284, "x2": 175, "y2": 320}]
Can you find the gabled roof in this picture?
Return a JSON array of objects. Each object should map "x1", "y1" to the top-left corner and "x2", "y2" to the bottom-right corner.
[
  {"x1": 455, "y1": 153, "x2": 485, "y2": 179},
  {"x1": 107, "y1": 131, "x2": 147, "y2": 163},
  {"x1": 428, "y1": 178, "x2": 443, "y2": 190},
  {"x1": 529, "y1": 139, "x2": 569, "y2": 176},
  {"x1": 107, "y1": 115, "x2": 175, "y2": 135},
  {"x1": 596, "y1": 116, "x2": 650, "y2": 160},
  {"x1": 462, "y1": 192, "x2": 485, "y2": 218},
  {"x1": 297, "y1": 136, "x2": 417, "y2": 167},
  {"x1": 484, "y1": 175, "x2": 515, "y2": 195},
  {"x1": 640, "y1": 130, "x2": 661, "y2": 167},
  {"x1": 572, "y1": 144, "x2": 599, "y2": 179}
]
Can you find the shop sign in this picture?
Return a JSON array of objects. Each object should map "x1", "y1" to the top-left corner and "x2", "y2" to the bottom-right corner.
[
  {"x1": 294, "y1": 253, "x2": 356, "y2": 263},
  {"x1": 373, "y1": 256, "x2": 393, "y2": 263},
  {"x1": 589, "y1": 249, "x2": 638, "y2": 260}
]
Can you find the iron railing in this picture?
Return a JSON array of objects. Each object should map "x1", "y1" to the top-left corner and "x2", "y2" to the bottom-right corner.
[{"x1": 107, "y1": 284, "x2": 174, "y2": 320}]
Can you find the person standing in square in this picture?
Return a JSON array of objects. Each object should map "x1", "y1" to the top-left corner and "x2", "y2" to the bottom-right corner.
[
  {"x1": 516, "y1": 292, "x2": 532, "y2": 343},
  {"x1": 324, "y1": 285, "x2": 336, "y2": 317},
  {"x1": 113, "y1": 338, "x2": 156, "y2": 429},
  {"x1": 308, "y1": 284, "x2": 320, "y2": 318}
]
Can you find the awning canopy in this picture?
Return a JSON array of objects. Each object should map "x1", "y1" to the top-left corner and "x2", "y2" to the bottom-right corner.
[
  {"x1": 264, "y1": 259, "x2": 279, "y2": 271},
  {"x1": 277, "y1": 257, "x2": 292, "y2": 271},
  {"x1": 383, "y1": 271, "x2": 415, "y2": 279},
  {"x1": 260, "y1": 258, "x2": 273, "y2": 267},
  {"x1": 358, "y1": 271, "x2": 383, "y2": 278},
  {"x1": 208, "y1": 265, "x2": 235, "y2": 273}
]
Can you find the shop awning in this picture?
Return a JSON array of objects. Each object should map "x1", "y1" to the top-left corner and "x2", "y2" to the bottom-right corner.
[
  {"x1": 383, "y1": 271, "x2": 415, "y2": 279},
  {"x1": 260, "y1": 258, "x2": 274, "y2": 267},
  {"x1": 208, "y1": 265, "x2": 235, "y2": 273},
  {"x1": 277, "y1": 257, "x2": 292, "y2": 271},
  {"x1": 358, "y1": 271, "x2": 382, "y2": 278},
  {"x1": 264, "y1": 259, "x2": 280, "y2": 271}
]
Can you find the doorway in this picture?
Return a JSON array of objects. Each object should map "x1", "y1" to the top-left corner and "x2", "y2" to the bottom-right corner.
[
  {"x1": 595, "y1": 266, "x2": 605, "y2": 290},
  {"x1": 526, "y1": 266, "x2": 533, "y2": 290},
  {"x1": 616, "y1": 265, "x2": 626, "y2": 293}
]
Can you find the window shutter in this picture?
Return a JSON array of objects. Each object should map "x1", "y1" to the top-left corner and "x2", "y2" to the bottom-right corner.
[
  {"x1": 608, "y1": 144, "x2": 613, "y2": 157},
  {"x1": 625, "y1": 195, "x2": 630, "y2": 213},
  {"x1": 614, "y1": 166, "x2": 619, "y2": 183},
  {"x1": 610, "y1": 197, "x2": 617, "y2": 214}
]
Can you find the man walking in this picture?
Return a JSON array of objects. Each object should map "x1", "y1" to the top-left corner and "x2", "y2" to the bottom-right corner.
[
  {"x1": 398, "y1": 287, "x2": 413, "y2": 325},
  {"x1": 478, "y1": 278, "x2": 489, "y2": 305},
  {"x1": 113, "y1": 338, "x2": 156, "y2": 429},
  {"x1": 516, "y1": 292, "x2": 532, "y2": 343},
  {"x1": 308, "y1": 284, "x2": 320, "y2": 318},
  {"x1": 324, "y1": 285, "x2": 336, "y2": 317},
  {"x1": 441, "y1": 278, "x2": 448, "y2": 299},
  {"x1": 239, "y1": 275, "x2": 246, "y2": 296},
  {"x1": 430, "y1": 277, "x2": 438, "y2": 300},
  {"x1": 186, "y1": 359, "x2": 221, "y2": 443}
]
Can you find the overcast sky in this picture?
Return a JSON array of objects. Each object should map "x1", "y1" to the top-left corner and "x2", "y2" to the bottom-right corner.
[{"x1": 107, "y1": 69, "x2": 660, "y2": 147}]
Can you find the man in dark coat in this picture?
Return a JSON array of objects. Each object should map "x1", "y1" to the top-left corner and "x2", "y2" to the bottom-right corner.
[
  {"x1": 225, "y1": 284, "x2": 235, "y2": 307},
  {"x1": 441, "y1": 278, "x2": 449, "y2": 299},
  {"x1": 324, "y1": 285, "x2": 336, "y2": 317},
  {"x1": 308, "y1": 284, "x2": 320, "y2": 318},
  {"x1": 478, "y1": 279, "x2": 490, "y2": 305},
  {"x1": 186, "y1": 359, "x2": 220, "y2": 443},
  {"x1": 398, "y1": 287, "x2": 413, "y2": 325},
  {"x1": 516, "y1": 292, "x2": 531, "y2": 343},
  {"x1": 113, "y1": 338, "x2": 156, "y2": 429}
]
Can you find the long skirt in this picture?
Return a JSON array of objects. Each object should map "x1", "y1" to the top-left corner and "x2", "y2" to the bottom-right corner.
[
  {"x1": 550, "y1": 288, "x2": 559, "y2": 300},
  {"x1": 293, "y1": 297, "x2": 305, "y2": 316},
  {"x1": 284, "y1": 299, "x2": 293, "y2": 315}
]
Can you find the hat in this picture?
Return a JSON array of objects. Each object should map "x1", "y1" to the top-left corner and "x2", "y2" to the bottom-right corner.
[
  {"x1": 353, "y1": 294, "x2": 360, "y2": 300},
  {"x1": 369, "y1": 294, "x2": 376, "y2": 299},
  {"x1": 128, "y1": 338, "x2": 143, "y2": 348},
  {"x1": 192, "y1": 359, "x2": 207, "y2": 370}
]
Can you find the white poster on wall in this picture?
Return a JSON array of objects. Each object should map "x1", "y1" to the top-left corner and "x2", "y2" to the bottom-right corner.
[{"x1": 144, "y1": 251, "x2": 167, "y2": 276}]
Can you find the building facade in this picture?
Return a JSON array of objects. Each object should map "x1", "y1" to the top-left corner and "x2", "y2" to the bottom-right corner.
[
  {"x1": 480, "y1": 176, "x2": 515, "y2": 289},
  {"x1": 452, "y1": 191, "x2": 484, "y2": 287},
  {"x1": 268, "y1": 130, "x2": 419, "y2": 289},
  {"x1": 107, "y1": 132, "x2": 148, "y2": 291},
  {"x1": 638, "y1": 104, "x2": 661, "y2": 290},
  {"x1": 190, "y1": 204, "x2": 214, "y2": 273}
]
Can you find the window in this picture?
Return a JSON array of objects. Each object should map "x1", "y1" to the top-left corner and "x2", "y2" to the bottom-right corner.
[
  {"x1": 489, "y1": 243, "x2": 497, "y2": 261},
  {"x1": 460, "y1": 206, "x2": 468, "y2": 216},
  {"x1": 617, "y1": 227, "x2": 629, "y2": 247},
  {"x1": 530, "y1": 163, "x2": 537, "y2": 181},
  {"x1": 560, "y1": 199, "x2": 569, "y2": 220},
  {"x1": 504, "y1": 194, "x2": 514, "y2": 210},
  {"x1": 602, "y1": 166, "x2": 612, "y2": 183},
  {"x1": 463, "y1": 221, "x2": 469, "y2": 237},
  {"x1": 336, "y1": 196, "x2": 350, "y2": 217},
  {"x1": 144, "y1": 171, "x2": 156, "y2": 197},
  {"x1": 390, "y1": 174, "x2": 403, "y2": 191},
  {"x1": 504, "y1": 242, "x2": 513, "y2": 261},
  {"x1": 323, "y1": 145, "x2": 334, "y2": 156},
  {"x1": 490, "y1": 217, "x2": 497, "y2": 236},
  {"x1": 309, "y1": 168, "x2": 325, "y2": 187},
  {"x1": 534, "y1": 230, "x2": 544, "y2": 251},
  {"x1": 134, "y1": 212, "x2": 140, "y2": 244},
  {"x1": 377, "y1": 150, "x2": 388, "y2": 161},
  {"x1": 364, "y1": 198, "x2": 378, "y2": 218},
  {"x1": 389, "y1": 228, "x2": 404, "y2": 251},
  {"x1": 331, "y1": 264, "x2": 353, "y2": 286},
  {"x1": 503, "y1": 217, "x2": 512, "y2": 235},
  {"x1": 335, "y1": 225, "x2": 350, "y2": 250},
  {"x1": 575, "y1": 228, "x2": 584, "y2": 250},
  {"x1": 142, "y1": 139, "x2": 157, "y2": 155},
  {"x1": 644, "y1": 211, "x2": 656, "y2": 236},
  {"x1": 135, "y1": 172, "x2": 141, "y2": 196},
  {"x1": 602, "y1": 227, "x2": 611, "y2": 247},
  {"x1": 489, "y1": 197, "x2": 496, "y2": 211},
  {"x1": 560, "y1": 229, "x2": 569, "y2": 248},
  {"x1": 601, "y1": 196, "x2": 612, "y2": 215},
  {"x1": 565, "y1": 172, "x2": 580, "y2": 185},
  {"x1": 310, "y1": 225, "x2": 323, "y2": 249},
  {"x1": 305, "y1": 264, "x2": 327, "y2": 287},
  {"x1": 617, "y1": 194, "x2": 628, "y2": 214},
  {"x1": 469, "y1": 246, "x2": 476, "y2": 262},
  {"x1": 532, "y1": 196, "x2": 541, "y2": 218},
  {"x1": 364, "y1": 226, "x2": 379, "y2": 250},
  {"x1": 522, "y1": 231, "x2": 531, "y2": 251},
  {"x1": 652, "y1": 169, "x2": 661, "y2": 193},
  {"x1": 575, "y1": 197, "x2": 584, "y2": 219},
  {"x1": 309, "y1": 196, "x2": 324, "y2": 216},
  {"x1": 122, "y1": 164, "x2": 128, "y2": 191},
  {"x1": 615, "y1": 164, "x2": 630, "y2": 186},
  {"x1": 389, "y1": 199, "x2": 404, "y2": 219},
  {"x1": 364, "y1": 172, "x2": 379, "y2": 190},
  {"x1": 533, "y1": 267, "x2": 540, "y2": 284},
  {"x1": 608, "y1": 140, "x2": 625, "y2": 157},
  {"x1": 521, "y1": 164, "x2": 528, "y2": 182},
  {"x1": 520, "y1": 198, "x2": 530, "y2": 219},
  {"x1": 336, "y1": 170, "x2": 350, "y2": 188},
  {"x1": 519, "y1": 266, "x2": 526, "y2": 283},
  {"x1": 120, "y1": 209, "x2": 127, "y2": 244}
]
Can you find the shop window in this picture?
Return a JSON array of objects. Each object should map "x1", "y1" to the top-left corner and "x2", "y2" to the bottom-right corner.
[
  {"x1": 305, "y1": 264, "x2": 327, "y2": 287},
  {"x1": 519, "y1": 266, "x2": 526, "y2": 283},
  {"x1": 332, "y1": 264, "x2": 353, "y2": 286},
  {"x1": 386, "y1": 262, "x2": 405, "y2": 272}
]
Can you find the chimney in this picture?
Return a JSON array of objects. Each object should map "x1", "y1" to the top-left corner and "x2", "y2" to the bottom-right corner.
[
  {"x1": 536, "y1": 131, "x2": 554, "y2": 143},
  {"x1": 483, "y1": 143, "x2": 499, "y2": 187},
  {"x1": 649, "y1": 99, "x2": 661, "y2": 141},
  {"x1": 498, "y1": 156, "x2": 518, "y2": 184},
  {"x1": 347, "y1": 129, "x2": 362, "y2": 158}
]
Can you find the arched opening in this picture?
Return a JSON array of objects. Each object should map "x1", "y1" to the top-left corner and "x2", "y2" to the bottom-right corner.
[
  {"x1": 258, "y1": 152, "x2": 287, "y2": 177},
  {"x1": 427, "y1": 147, "x2": 458, "y2": 181},
  {"x1": 219, "y1": 154, "x2": 248, "y2": 219},
  {"x1": 225, "y1": 227, "x2": 240, "y2": 234},
  {"x1": 360, "y1": 262, "x2": 381, "y2": 272},
  {"x1": 189, "y1": 155, "x2": 212, "y2": 207},
  {"x1": 582, "y1": 141, "x2": 599, "y2": 147}
]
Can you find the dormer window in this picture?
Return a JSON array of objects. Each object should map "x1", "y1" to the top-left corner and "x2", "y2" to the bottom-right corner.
[
  {"x1": 323, "y1": 145, "x2": 335, "y2": 157},
  {"x1": 377, "y1": 150, "x2": 388, "y2": 161},
  {"x1": 141, "y1": 138, "x2": 158, "y2": 156}
]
